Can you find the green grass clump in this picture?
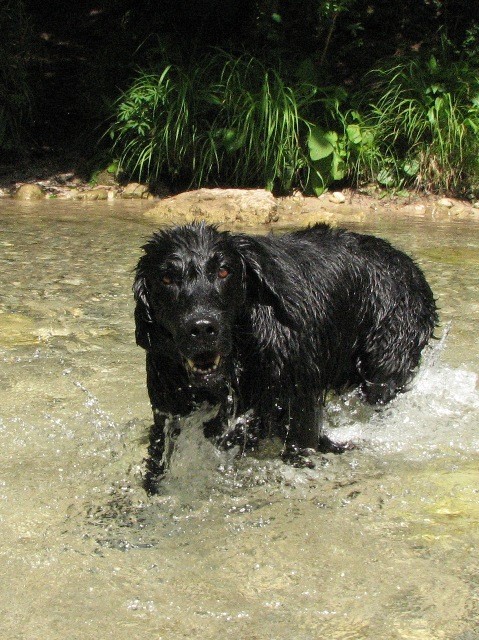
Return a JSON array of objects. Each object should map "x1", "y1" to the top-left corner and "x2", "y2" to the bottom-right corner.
[
  {"x1": 355, "y1": 40, "x2": 479, "y2": 194},
  {"x1": 109, "y1": 42, "x2": 479, "y2": 196},
  {"x1": 108, "y1": 52, "x2": 345, "y2": 193}
]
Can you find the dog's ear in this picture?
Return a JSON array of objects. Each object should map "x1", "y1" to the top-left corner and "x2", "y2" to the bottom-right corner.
[
  {"x1": 133, "y1": 262, "x2": 153, "y2": 350},
  {"x1": 232, "y1": 235, "x2": 303, "y2": 330}
]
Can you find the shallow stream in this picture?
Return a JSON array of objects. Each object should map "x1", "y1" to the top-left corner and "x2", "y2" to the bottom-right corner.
[{"x1": 1, "y1": 199, "x2": 478, "y2": 639}]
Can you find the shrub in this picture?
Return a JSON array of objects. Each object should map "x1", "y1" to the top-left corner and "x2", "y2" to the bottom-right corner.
[
  {"x1": 355, "y1": 39, "x2": 479, "y2": 194},
  {"x1": 108, "y1": 51, "x2": 348, "y2": 193}
]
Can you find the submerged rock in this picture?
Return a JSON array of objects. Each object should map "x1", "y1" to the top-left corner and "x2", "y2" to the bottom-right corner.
[{"x1": 0, "y1": 312, "x2": 38, "y2": 346}]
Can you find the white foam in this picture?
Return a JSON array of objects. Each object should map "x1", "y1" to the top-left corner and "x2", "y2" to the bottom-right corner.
[
  {"x1": 153, "y1": 334, "x2": 479, "y2": 486},
  {"x1": 327, "y1": 362, "x2": 479, "y2": 457}
]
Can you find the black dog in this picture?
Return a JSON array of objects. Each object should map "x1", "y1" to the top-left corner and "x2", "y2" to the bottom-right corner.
[{"x1": 134, "y1": 221, "x2": 437, "y2": 491}]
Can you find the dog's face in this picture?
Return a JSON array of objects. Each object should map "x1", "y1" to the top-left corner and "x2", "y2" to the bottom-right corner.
[
  {"x1": 134, "y1": 223, "x2": 246, "y2": 388},
  {"x1": 134, "y1": 222, "x2": 302, "y2": 390}
]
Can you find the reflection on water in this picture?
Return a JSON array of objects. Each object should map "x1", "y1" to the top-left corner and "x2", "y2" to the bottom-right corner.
[{"x1": 1, "y1": 199, "x2": 479, "y2": 640}]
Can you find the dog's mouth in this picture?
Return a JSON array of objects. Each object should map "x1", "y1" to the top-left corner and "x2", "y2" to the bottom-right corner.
[{"x1": 185, "y1": 352, "x2": 222, "y2": 379}]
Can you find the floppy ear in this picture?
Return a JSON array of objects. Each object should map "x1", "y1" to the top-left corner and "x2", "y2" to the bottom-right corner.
[
  {"x1": 133, "y1": 261, "x2": 153, "y2": 350},
  {"x1": 232, "y1": 235, "x2": 303, "y2": 330}
]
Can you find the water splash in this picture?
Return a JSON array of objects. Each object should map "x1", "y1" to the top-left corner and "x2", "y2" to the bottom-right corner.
[
  {"x1": 156, "y1": 404, "x2": 240, "y2": 499},
  {"x1": 326, "y1": 330, "x2": 479, "y2": 457},
  {"x1": 150, "y1": 328, "x2": 479, "y2": 495}
]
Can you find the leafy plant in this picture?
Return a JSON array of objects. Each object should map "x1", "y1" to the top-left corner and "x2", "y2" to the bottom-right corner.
[
  {"x1": 107, "y1": 51, "x2": 348, "y2": 193},
  {"x1": 355, "y1": 38, "x2": 479, "y2": 194},
  {"x1": 108, "y1": 64, "x2": 203, "y2": 185},
  {"x1": 306, "y1": 126, "x2": 346, "y2": 194},
  {"x1": 203, "y1": 53, "x2": 307, "y2": 191}
]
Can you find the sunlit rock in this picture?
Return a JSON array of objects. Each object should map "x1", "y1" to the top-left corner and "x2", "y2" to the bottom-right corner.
[
  {"x1": 121, "y1": 182, "x2": 149, "y2": 199},
  {"x1": 82, "y1": 187, "x2": 109, "y2": 200},
  {"x1": 437, "y1": 197, "x2": 454, "y2": 208},
  {"x1": 329, "y1": 191, "x2": 346, "y2": 204},
  {"x1": 145, "y1": 188, "x2": 277, "y2": 226},
  {"x1": 14, "y1": 183, "x2": 44, "y2": 200}
]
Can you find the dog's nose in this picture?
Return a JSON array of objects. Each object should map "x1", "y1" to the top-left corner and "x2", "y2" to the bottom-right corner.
[{"x1": 187, "y1": 317, "x2": 220, "y2": 340}]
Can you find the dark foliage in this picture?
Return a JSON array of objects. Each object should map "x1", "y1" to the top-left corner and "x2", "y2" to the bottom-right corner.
[
  {"x1": 6, "y1": 0, "x2": 479, "y2": 167},
  {"x1": 0, "y1": 0, "x2": 35, "y2": 153}
]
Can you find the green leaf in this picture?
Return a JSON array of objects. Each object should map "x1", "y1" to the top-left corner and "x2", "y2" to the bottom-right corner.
[
  {"x1": 428, "y1": 55, "x2": 438, "y2": 73},
  {"x1": 331, "y1": 152, "x2": 346, "y2": 180},
  {"x1": 307, "y1": 126, "x2": 337, "y2": 161},
  {"x1": 308, "y1": 168, "x2": 327, "y2": 196},
  {"x1": 222, "y1": 128, "x2": 244, "y2": 152},
  {"x1": 346, "y1": 124, "x2": 363, "y2": 145},
  {"x1": 377, "y1": 168, "x2": 396, "y2": 186},
  {"x1": 360, "y1": 129, "x2": 375, "y2": 148},
  {"x1": 107, "y1": 161, "x2": 119, "y2": 174},
  {"x1": 402, "y1": 158, "x2": 419, "y2": 177}
]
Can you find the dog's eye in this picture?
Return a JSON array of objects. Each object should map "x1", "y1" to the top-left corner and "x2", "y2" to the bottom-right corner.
[
  {"x1": 161, "y1": 274, "x2": 173, "y2": 285},
  {"x1": 217, "y1": 267, "x2": 230, "y2": 279}
]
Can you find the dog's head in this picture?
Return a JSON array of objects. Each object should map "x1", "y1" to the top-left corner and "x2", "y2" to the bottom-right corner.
[{"x1": 133, "y1": 221, "x2": 300, "y2": 389}]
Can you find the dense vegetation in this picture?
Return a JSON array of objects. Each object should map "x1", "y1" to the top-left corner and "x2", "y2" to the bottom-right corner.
[
  {"x1": 107, "y1": 52, "x2": 350, "y2": 194},
  {"x1": 3, "y1": 0, "x2": 479, "y2": 196},
  {"x1": 0, "y1": 0, "x2": 34, "y2": 152}
]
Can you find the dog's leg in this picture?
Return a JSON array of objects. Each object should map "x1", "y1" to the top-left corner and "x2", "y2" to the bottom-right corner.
[
  {"x1": 280, "y1": 398, "x2": 320, "y2": 467},
  {"x1": 282, "y1": 401, "x2": 353, "y2": 466},
  {"x1": 289, "y1": 398, "x2": 320, "y2": 449},
  {"x1": 144, "y1": 411, "x2": 180, "y2": 494}
]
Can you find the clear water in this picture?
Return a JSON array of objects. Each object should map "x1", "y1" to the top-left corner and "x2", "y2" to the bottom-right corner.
[{"x1": 1, "y1": 199, "x2": 478, "y2": 640}]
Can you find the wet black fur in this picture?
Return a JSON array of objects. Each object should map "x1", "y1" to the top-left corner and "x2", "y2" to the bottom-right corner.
[{"x1": 134, "y1": 221, "x2": 438, "y2": 492}]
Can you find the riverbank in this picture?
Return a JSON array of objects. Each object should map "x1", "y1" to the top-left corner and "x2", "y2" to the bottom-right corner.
[{"x1": 1, "y1": 156, "x2": 478, "y2": 226}]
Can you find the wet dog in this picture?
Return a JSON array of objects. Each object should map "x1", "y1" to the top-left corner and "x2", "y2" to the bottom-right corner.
[{"x1": 134, "y1": 221, "x2": 437, "y2": 492}]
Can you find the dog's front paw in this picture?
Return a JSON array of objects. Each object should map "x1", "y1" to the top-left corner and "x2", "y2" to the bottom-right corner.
[
  {"x1": 281, "y1": 445, "x2": 317, "y2": 468},
  {"x1": 317, "y1": 434, "x2": 356, "y2": 454}
]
